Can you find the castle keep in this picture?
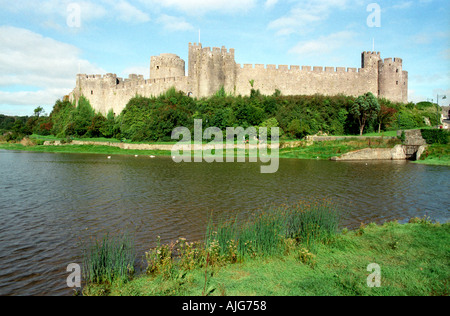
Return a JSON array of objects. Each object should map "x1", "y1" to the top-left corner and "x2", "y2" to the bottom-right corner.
[{"x1": 69, "y1": 43, "x2": 408, "y2": 115}]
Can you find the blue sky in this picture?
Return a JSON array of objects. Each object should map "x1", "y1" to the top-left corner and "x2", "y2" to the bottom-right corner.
[{"x1": 0, "y1": 0, "x2": 449, "y2": 116}]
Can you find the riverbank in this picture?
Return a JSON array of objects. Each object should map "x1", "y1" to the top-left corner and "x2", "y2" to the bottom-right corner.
[
  {"x1": 0, "y1": 142, "x2": 172, "y2": 157},
  {"x1": 83, "y1": 219, "x2": 449, "y2": 296},
  {"x1": 414, "y1": 144, "x2": 450, "y2": 166},
  {"x1": 1, "y1": 134, "x2": 448, "y2": 166},
  {"x1": 0, "y1": 135, "x2": 400, "y2": 159}
]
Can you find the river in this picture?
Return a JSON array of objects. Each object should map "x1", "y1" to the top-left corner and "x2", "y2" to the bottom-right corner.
[{"x1": 0, "y1": 150, "x2": 448, "y2": 295}]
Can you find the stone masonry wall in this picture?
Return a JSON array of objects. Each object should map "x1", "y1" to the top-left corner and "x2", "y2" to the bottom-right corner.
[{"x1": 69, "y1": 43, "x2": 408, "y2": 115}]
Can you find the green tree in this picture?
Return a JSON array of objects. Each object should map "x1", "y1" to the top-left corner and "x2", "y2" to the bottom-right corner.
[
  {"x1": 350, "y1": 92, "x2": 380, "y2": 136},
  {"x1": 71, "y1": 96, "x2": 95, "y2": 137},
  {"x1": 34, "y1": 106, "x2": 44, "y2": 118}
]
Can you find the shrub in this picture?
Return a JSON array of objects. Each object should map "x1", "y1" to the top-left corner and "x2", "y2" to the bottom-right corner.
[
  {"x1": 421, "y1": 129, "x2": 449, "y2": 144},
  {"x1": 396, "y1": 111, "x2": 417, "y2": 129}
]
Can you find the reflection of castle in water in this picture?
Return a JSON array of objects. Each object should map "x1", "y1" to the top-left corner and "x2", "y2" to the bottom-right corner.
[{"x1": 69, "y1": 42, "x2": 408, "y2": 115}]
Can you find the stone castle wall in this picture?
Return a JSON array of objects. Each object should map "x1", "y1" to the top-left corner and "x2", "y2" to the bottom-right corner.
[{"x1": 69, "y1": 43, "x2": 408, "y2": 115}]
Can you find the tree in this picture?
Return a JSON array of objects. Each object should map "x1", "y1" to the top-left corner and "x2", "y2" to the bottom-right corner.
[
  {"x1": 34, "y1": 106, "x2": 44, "y2": 118},
  {"x1": 350, "y1": 92, "x2": 380, "y2": 136},
  {"x1": 377, "y1": 106, "x2": 397, "y2": 133}
]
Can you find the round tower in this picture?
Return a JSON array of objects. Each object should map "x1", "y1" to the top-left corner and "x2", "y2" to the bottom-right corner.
[
  {"x1": 150, "y1": 53, "x2": 186, "y2": 79},
  {"x1": 378, "y1": 58, "x2": 404, "y2": 103}
]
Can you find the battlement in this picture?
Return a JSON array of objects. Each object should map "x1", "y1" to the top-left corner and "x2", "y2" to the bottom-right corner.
[
  {"x1": 71, "y1": 42, "x2": 408, "y2": 114},
  {"x1": 381, "y1": 57, "x2": 403, "y2": 66},
  {"x1": 362, "y1": 51, "x2": 381, "y2": 56},
  {"x1": 189, "y1": 42, "x2": 234, "y2": 57},
  {"x1": 198, "y1": 46, "x2": 235, "y2": 57},
  {"x1": 237, "y1": 64, "x2": 364, "y2": 74},
  {"x1": 189, "y1": 42, "x2": 202, "y2": 48}
]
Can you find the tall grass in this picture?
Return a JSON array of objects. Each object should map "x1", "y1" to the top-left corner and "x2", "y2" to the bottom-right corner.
[
  {"x1": 83, "y1": 233, "x2": 136, "y2": 285},
  {"x1": 205, "y1": 199, "x2": 341, "y2": 260}
]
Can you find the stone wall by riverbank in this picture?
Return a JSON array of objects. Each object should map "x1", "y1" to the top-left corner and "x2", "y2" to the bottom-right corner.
[
  {"x1": 305, "y1": 135, "x2": 396, "y2": 142},
  {"x1": 42, "y1": 140, "x2": 281, "y2": 150},
  {"x1": 331, "y1": 145, "x2": 407, "y2": 161}
]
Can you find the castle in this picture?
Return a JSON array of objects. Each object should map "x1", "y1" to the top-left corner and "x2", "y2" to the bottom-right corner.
[{"x1": 69, "y1": 43, "x2": 408, "y2": 115}]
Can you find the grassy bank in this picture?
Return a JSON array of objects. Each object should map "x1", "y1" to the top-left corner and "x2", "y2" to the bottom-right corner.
[
  {"x1": 82, "y1": 203, "x2": 449, "y2": 296},
  {"x1": 0, "y1": 142, "x2": 172, "y2": 157},
  {"x1": 415, "y1": 144, "x2": 450, "y2": 166},
  {"x1": 279, "y1": 137, "x2": 401, "y2": 160},
  {"x1": 1, "y1": 135, "x2": 400, "y2": 160},
  {"x1": 2, "y1": 133, "x2": 448, "y2": 166}
]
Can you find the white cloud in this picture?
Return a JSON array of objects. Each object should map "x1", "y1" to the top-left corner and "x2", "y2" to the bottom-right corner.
[
  {"x1": 392, "y1": 1, "x2": 413, "y2": 10},
  {"x1": 140, "y1": 0, "x2": 258, "y2": 15},
  {"x1": 289, "y1": 31, "x2": 358, "y2": 57},
  {"x1": 103, "y1": 0, "x2": 150, "y2": 23},
  {"x1": 264, "y1": 0, "x2": 278, "y2": 9},
  {"x1": 0, "y1": 0, "x2": 150, "y2": 26},
  {"x1": 268, "y1": 0, "x2": 360, "y2": 36},
  {"x1": 0, "y1": 0, "x2": 107, "y2": 22},
  {"x1": 157, "y1": 14, "x2": 195, "y2": 32},
  {"x1": 0, "y1": 26, "x2": 104, "y2": 112}
]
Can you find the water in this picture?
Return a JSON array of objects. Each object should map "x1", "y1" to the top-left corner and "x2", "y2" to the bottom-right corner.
[{"x1": 0, "y1": 150, "x2": 448, "y2": 296}]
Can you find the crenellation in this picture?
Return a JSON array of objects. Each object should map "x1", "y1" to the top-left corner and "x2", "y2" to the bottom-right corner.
[{"x1": 70, "y1": 42, "x2": 408, "y2": 114}]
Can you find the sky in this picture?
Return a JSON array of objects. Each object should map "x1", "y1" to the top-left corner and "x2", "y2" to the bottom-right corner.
[{"x1": 0, "y1": 0, "x2": 449, "y2": 116}]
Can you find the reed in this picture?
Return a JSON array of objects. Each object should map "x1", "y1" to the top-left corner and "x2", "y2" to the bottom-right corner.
[
  {"x1": 205, "y1": 199, "x2": 341, "y2": 260},
  {"x1": 82, "y1": 233, "x2": 136, "y2": 285}
]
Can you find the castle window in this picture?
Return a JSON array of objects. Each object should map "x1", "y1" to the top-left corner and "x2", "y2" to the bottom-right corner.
[
  {"x1": 156, "y1": 66, "x2": 160, "y2": 70},
  {"x1": 396, "y1": 69, "x2": 399, "y2": 73},
  {"x1": 91, "y1": 90, "x2": 93, "y2": 95},
  {"x1": 396, "y1": 81, "x2": 399, "y2": 85}
]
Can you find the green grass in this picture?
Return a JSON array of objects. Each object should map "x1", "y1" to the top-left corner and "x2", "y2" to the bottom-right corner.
[
  {"x1": 82, "y1": 200, "x2": 449, "y2": 297},
  {"x1": 415, "y1": 144, "x2": 450, "y2": 166},
  {"x1": 0, "y1": 143, "x2": 172, "y2": 157},
  {"x1": 29, "y1": 134, "x2": 178, "y2": 145},
  {"x1": 3, "y1": 133, "x2": 448, "y2": 166},
  {"x1": 85, "y1": 219, "x2": 449, "y2": 296},
  {"x1": 279, "y1": 138, "x2": 401, "y2": 160}
]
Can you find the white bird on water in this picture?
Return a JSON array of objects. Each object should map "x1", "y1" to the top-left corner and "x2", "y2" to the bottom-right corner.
[
  {"x1": 149, "y1": 155, "x2": 156, "y2": 158},
  {"x1": 107, "y1": 156, "x2": 111, "y2": 159}
]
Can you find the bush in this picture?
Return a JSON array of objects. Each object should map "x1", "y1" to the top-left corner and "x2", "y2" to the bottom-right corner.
[
  {"x1": 421, "y1": 129, "x2": 449, "y2": 144},
  {"x1": 396, "y1": 111, "x2": 418, "y2": 129}
]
